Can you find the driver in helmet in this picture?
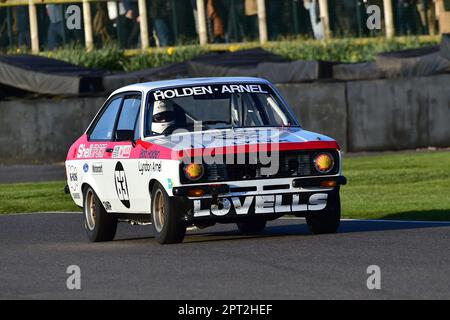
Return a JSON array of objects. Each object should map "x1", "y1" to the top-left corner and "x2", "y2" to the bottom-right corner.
[{"x1": 152, "y1": 100, "x2": 176, "y2": 134}]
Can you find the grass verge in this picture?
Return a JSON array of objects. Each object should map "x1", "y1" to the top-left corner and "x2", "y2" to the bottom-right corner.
[{"x1": 0, "y1": 151, "x2": 449, "y2": 220}]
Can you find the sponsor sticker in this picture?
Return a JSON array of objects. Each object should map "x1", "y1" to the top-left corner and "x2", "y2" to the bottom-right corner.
[
  {"x1": 153, "y1": 84, "x2": 268, "y2": 101},
  {"x1": 72, "y1": 193, "x2": 81, "y2": 200},
  {"x1": 102, "y1": 201, "x2": 112, "y2": 211},
  {"x1": 83, "y1": 163, "x2": 89, "y2": 173},
  {"x1": 112, "y1": 145, "x2": 132, "y2": 159},
  {"x1": 167, "y1": 178, "x2": 173, "y2": 190},
  {"x1": 139, "y1": 149, "x2": 160, "y2": 159},
  {"x1": 92, "y1": 163, "x2": 103, "y2": 174},
  {"x1": 193, "y1": 193, "x2": 328, "y2": 218},
  {"x1": 114, "y1": 162, "x2": 130, "y2": 208},
  {"x1": 77, "y1": 143, "x2": 107, "y2": 159},
  {"x1": 138, "y1": 160, "x2": 162, "y2": 175},
  {"x1": 68, "y1": 165, "x2": 78, "y2": 182},
  {"x1": 68, "y1": 165, "x2": 79, "y2": 193}
]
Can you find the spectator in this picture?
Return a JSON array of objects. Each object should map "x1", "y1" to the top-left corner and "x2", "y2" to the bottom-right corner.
[
  {"x1": 14, "y1": 6, "x2": 30, "y2": 48},
  {"x1": 416, "y1": 0, "x2": 437, "y2": 34},
  {"x1": 225, "y1": 0, "x2": 246, "y2": 42},
  {"x1": 397, "y1": 0, "x2": 420, "y2": 35},
  {"x1": 333, "y1": 0, "x2": 358, "y2": 36},
  {"x1": 207, "y1": 0, "x2": 227, "y2": 43},
  {"x1": 150, "y1": 0, "x2": 171, "y2": 47},
  {"x1": 0, "y1": 8, "x2": 7, "y2": 48},
  {"x1": 46, "y1": 4, "x2": 64, "y2": 50},
  {"x1": 303, "y1": 0, "x2": 324, "y2": 39},
  {"x1": 107, "y1": 1, "x2": 137, "y2": 48},
  {"x1": 191, "y1": 0, "x2": 199, "y2": 34},
  {"x1": 94, "y1": 3, "x2": 111, "y2": 44},
  {"x1": 124, "y1": 0, "x2": 140, "y2": 48},
  {"x1": 245, "y1": 0, "x2": 258, "y2": 40},
  {"x1": 266, "y1": 0, "x2": 283, "y2": 40}
]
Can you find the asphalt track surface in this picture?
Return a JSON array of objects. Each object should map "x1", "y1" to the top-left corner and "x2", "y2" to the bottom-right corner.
[
  {"x1": 1, "y1": 213, "x2": 450, "y2": 299},
  {"x1": 0, "y1": 164, "x2": 65, "y2": 183}
]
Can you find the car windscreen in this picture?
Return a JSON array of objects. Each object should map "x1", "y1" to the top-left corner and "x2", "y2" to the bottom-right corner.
[{"x1": 145, "y1": 83, "x2": 298, "y2": 136}]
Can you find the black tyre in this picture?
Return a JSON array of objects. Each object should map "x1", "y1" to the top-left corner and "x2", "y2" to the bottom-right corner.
[
  {"x1": 237, "y1": 218, "x2": 267, "y2": 234},
  {"x1": 306, "y1": 192, "x2": 341, "y2": 234},
  {"x1": 83, "y1": 186, "x2": 118, "y2": 242},
  {"x1": 151, "y1": 182, "x2": 186, "y2": 244}
]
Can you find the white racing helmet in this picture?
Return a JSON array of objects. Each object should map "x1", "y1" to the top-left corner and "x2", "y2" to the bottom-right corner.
[{"x1": 152, "y1": 100, "x2": 175, "y2": 134}]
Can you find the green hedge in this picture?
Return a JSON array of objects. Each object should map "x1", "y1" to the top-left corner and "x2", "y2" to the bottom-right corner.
[
  {"x1": 33, "y1": 36, "x2": 441, "y2": 71},
  {"x1": 266, "y1": 36, "x2": 441, "y2": 63}
]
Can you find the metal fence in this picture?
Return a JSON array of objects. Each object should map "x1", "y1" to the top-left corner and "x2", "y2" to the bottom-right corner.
[{"x1": 1, "y1": 0, "x2": 449, "y2": 52}]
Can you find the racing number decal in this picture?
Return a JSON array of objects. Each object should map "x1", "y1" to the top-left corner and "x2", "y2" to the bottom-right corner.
[{"x1": 114, "y1": 162, "x2": 130, "y2": 208}]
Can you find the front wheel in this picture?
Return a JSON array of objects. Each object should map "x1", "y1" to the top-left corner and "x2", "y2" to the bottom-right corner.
[
  {"x1": 83, "y1": 186, "x2": 118, "y2": 242},
  {"x1": 151, "y1": 183, "x2": 186, "y2": 244},
  {"x1": 306, "y1": 191, "x2": 341, "y2": 234}
]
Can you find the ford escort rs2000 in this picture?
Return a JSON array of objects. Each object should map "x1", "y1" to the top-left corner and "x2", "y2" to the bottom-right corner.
[{"x1": 65, "y1": 77, "x2": 346, "y2": 244}]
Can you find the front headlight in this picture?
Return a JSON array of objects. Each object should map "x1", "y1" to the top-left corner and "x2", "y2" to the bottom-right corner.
[
  {"x1": 313, "y1": 152, "x2": 334, "y2": 174},
  {"x1": 183, "y1": 163, "x2": 204, "y2": 181}
]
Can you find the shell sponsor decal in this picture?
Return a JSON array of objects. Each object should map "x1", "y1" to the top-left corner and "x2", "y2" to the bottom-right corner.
[{"x1": 76, "y1": 143, "x2": 107, "y2": 159}]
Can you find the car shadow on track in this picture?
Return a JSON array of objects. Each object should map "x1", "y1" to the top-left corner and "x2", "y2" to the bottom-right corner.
[
  {"x1": 184, "y1": 219, "x2": 450, "y2": 243},
  {"x1": 114, "y1": 217, "x2": 450, "y2": 244}
]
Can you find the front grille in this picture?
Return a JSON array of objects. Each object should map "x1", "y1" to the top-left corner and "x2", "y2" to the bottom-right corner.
[{"x1": 180, "y1": 149, "x2": 339, "y2": 184}]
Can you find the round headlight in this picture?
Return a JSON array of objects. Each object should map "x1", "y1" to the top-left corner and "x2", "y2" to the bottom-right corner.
[
  {"x1": 183, "y1": 163, "x2": 204, "y2": 181},
  {"x1": 314, "y1": 153, "x2": 334, "y2": 174}
]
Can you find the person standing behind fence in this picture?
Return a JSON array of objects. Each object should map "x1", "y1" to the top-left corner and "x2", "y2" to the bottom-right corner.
[
  {"x1": 225, "y1": 0, "x2": 247, "y2": 42},
  {"x1": 245, "y1": 0, "x2": 258, "y2": 40},
  {"x1": 397, "y1": 0, "x2": 421, "y2": 35},
  {"x1": 416, "y1": 0, "x2": 437, "y2": 34},
  {"x1": 191, "y1": 0, "x2": 199, "y2": 34},
  {"x1": 15, "y1": 6, "x2": 30, "y2": 48},
  {"x1": 124, "y1": 0, "x2": 140, "y2": 48},
  {"x1": 150, "y1": 0, "x2": 171, "y2": 47},
  {"x1": 107, "y1": 1, "x2": 135, "y2": 48},
  {"x1": 207, "y1": 0, "x2": 227, "y2": 43},
  {"x1": 303, "y1": 0, "x2": 324, "y2": 40},
  {"x1": 46, "y1": 4, "x2": 64, "y2": 50}
]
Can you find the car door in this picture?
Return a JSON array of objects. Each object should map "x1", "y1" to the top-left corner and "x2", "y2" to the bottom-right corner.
[
  {"x1": 82, "y1": 95, "x2": 123, "y2": 211},
  {"x1": 109, "y1": 93, "x2": 146, "y2": 213}
]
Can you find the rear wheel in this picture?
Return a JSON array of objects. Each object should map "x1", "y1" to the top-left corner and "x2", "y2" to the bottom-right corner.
[
  {"x1": 151, "y1": 182, "x2": 186, "y2": 244},
  {"x1": 83, "y1": 186, "x2": 117, "y2": 242},
  {"x1": 306, "y1": 192, "x2": 341, "y2": 234},
  {"x1": 237, "y1": 218, "x2": 267, "y2": 234}
]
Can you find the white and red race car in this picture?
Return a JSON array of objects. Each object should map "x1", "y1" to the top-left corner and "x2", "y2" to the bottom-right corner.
[{"x1": 65, "y1": 77, "x2": 346, "y2": 244}]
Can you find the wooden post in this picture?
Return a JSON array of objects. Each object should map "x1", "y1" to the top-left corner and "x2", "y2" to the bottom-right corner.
[
  {"x1": 138, "y1": 0, "x2": 149, "y2": 50},
  {"x1": 318, "y1": 0, "x2": 331, "y2": 39},
  {"x1": 436, "y1": 0, "x2": 450, "y2": 34},
  {"x1": 28, "y1": 0, "x2": 39, "y2": 53},
  {"x1": 196, "y1": 0, "x2": 208, "y2": 45},
  {"x1": 257, "y1": 0, "x2": 268, "y2": 44},
  {"x1": 383, "y1": 0, "x2": 395, "y2": 38},
  {"x1": 82, "y1": 0, "x2": 94, "y2": 51}
]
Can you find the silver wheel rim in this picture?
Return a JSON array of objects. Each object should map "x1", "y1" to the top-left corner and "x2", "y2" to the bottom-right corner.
[
  {"x1": 85, "y1": 189, "x2": 96, "y2": 231},
  {"x1": 153, "y1": 190, "x2": 165, "y2": 233}
]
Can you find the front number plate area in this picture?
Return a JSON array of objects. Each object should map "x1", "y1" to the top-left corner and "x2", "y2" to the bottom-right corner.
[{"x1": 190, "y1": 192, "x2": 330, "y2": 218}]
